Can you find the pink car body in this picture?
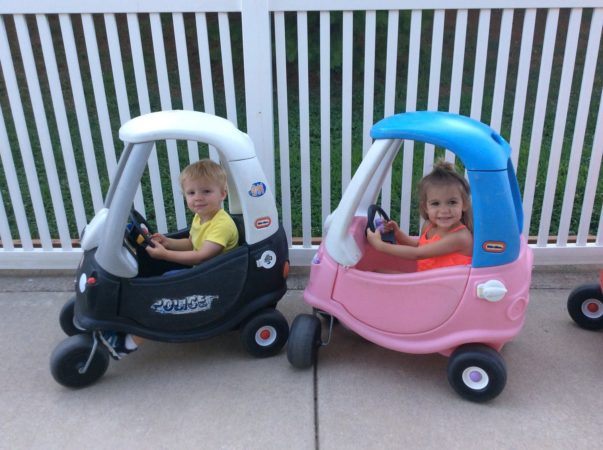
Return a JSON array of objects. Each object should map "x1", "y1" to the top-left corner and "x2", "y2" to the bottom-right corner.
[{"x1": 305, "y1": 217, "x2": 532, "y2": 356}]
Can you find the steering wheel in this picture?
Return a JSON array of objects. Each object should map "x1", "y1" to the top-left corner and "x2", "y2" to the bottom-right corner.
[
  {"x1": 125, "y1": 209, "x2": 154, "y2": 248},
  {"x1": 366, "y1": 204, "x2": 396, "y2": 244}
]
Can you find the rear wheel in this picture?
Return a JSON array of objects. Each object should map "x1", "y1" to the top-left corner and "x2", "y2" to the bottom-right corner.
[
  {"x1": 447, "y1": 344, "x2": 506, "y2": 402},
  {"x1": 287, "y1": 314, "x2": 321, "y2": 369},
  {"x1": 50, "y1": 334, "x2": 110, "y2": 388},
  {"x1": 567, "y1": 284, "x2": 603, "y2": 330},
  {"x1": 240, "y1": 309, "x2": 289, "y2": 358}
]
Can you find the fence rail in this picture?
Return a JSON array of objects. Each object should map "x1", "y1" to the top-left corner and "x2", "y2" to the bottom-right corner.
[{"x1": 0, "y1": 1, "x2": 602, "y2": 269}]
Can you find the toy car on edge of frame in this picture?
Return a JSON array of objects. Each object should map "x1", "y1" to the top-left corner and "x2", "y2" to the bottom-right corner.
[
  {"x1": 51, "y1": 111, "x2": 290, "y2": 388},
  {"x1": 286, "y1": 111, "x2": 533, "y2": 402}
]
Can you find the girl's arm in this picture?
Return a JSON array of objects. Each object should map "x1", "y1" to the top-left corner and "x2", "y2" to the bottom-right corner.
[
  {"x1": 382, "y1": 220, "x2": 418, "y2": 246},
  {"x1": 367, "y1": 228, "x2": 472, "y2": 260},
  {"x1": 394, "y1": 226, "x2": 418, "y2": 247},
  {"x1": 146, "y1": 239, "x2": 223, "y2": 265}
]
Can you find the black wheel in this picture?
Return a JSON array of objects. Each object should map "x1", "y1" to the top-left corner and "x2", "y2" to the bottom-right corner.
[
  {"x1": 567, "y1": 284, "x2": 603, "y2": 330},
  {"x1": 447, "y1": 344, "x2": 507, "y2": 402},
  {"x1": 287, "y1": 314, "x2": 321, "y2": 369},
  {"x1": 59, "y1": 296, "x2": 83, "y2": 336},
  {"x1": 50, "y1": 334, "x2": 110, "y2": 388},
  {"x1": 240, "y1": 309, "x2": 289, "y2": 358}
]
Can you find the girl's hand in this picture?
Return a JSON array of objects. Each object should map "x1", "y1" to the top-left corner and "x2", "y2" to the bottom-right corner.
[
  {"x1": 366, "y1": 228, "x2": 383, "y2": 249},
  {"x1": 382, "y1": 220, "x2": 399, "y2": 233}
]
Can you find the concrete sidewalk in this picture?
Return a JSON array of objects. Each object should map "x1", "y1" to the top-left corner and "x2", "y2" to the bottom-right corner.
[{"x1": 1, "y1": 267, "x2": 602, "y2": 449}]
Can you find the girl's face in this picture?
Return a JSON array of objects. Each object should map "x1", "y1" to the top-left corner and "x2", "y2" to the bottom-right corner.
[
  {"x1": 423, "y1": 183, "x2": 467, "y2": 231},
  {"x1": 182, "y1": 177, "x2": 226, "y2": 221}
]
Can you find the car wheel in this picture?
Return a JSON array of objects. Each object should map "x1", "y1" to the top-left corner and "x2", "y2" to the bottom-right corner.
[
  {"x1": 240, "y1": 309, "x2": 289, "y2": 358},
  {"x1": 567, "y1": 284, "x2": 603, "y2": 330},
  {"x1": 287, "y1": 314, "x2": 321, "y2": 369},
  {"x1": 59, "y1": 296, "x2": 83, "y2": 336},
  {"x1": 447, "y1": 344, "x2": 507, "y2": 402},
  {"x1": 50, "y1": 334, "x2": 110, "y2": 388}
]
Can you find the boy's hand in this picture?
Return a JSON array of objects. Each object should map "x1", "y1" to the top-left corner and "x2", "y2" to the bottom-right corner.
[
  {"x1": 151, "y1": 233, "x2": 168, "y2": 248},
  {"x1": 146, "y1": 239, "x2": 168, "y2": 259}
]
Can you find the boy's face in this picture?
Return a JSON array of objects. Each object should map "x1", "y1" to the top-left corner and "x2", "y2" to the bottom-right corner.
[{"x1": 182, "y1": 177, "x2": 227, "y2": 221}]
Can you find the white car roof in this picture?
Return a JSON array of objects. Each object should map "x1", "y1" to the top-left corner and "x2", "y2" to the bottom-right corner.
[{"x1": 119, "y1": 110, "x2": 255, "y2": 161}]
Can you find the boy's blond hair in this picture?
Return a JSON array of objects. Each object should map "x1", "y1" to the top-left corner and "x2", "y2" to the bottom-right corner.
[
  {"x1": 418, "y1": 160, "x2": 473, "y2": 232},
  {"x1": 179, "y1": 159, "x2": 228, "y2": 191}
]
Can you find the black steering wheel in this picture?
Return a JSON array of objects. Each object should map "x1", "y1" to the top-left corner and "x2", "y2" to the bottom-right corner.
[
  {"x1": 366, "y1": 204, "x2": 396, "y2": 244},
  {"x1": 125, "y1": 209, "x2": 154, "y2": 248}
]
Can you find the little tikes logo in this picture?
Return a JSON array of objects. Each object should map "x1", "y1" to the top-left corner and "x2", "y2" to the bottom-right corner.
[
  {"x1": 255, "y1": 216, "x2": 271, "y2": 229},
  {"x1": 249, "y1": 182, "x2": 266, "y2": 197},
  {"x1": 482, "y1": 241, "x2": 506, "y2": 253},
  {"x1": 151, "y1": 295, "x2": 218, "y2": 315}
]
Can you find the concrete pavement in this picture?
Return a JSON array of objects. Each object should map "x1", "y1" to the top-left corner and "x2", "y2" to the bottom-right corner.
[{"x1": 1, "y1": 267, "x2": 602, "y2": 449}]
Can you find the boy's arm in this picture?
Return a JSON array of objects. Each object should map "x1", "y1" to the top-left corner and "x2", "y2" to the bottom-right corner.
[
  {"x1": 146, "y1": 211, "x2": 236, "y2": 265},
  {"x1": 166, "y1": 237, "x2": 195, "y2": 251},
  {"x1": 151, "y1": 233, "x2": 193, "y2": 251},
  {"x1": 146, "y1": 240, "x2": 223, "y2": 265}
]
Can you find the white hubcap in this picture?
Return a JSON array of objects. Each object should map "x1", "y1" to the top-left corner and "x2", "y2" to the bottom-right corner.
[
  {"x1": 462, "y1": 366, "x2": 489, "y2": 390},
  {"x1": 581, "y1": 299, "x2": 603, "y2": 319},
  {"x1": 255, "y1": 326, "x2": 277, "y2": 347}
]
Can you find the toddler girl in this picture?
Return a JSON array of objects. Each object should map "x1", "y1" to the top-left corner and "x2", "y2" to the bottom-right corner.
[{"x1": 367, "y1": 160, "x2": 473, "y2": 271}]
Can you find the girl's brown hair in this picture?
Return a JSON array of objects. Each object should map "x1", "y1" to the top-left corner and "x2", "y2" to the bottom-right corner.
[{"x1": 418, "y1": 160, "x2": 473, "y2": 232}]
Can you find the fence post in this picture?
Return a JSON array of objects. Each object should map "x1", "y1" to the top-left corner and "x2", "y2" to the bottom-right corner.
[{"x1": 240, "y1": 0, "x2": 275, "y2": 188}]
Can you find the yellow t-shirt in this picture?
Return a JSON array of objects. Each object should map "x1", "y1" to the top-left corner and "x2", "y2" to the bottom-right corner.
[{"x1": 190, "y1": 209, "x2": 239, "y2": 253}]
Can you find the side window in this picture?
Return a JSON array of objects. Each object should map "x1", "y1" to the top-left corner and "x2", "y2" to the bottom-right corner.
[
  {"x1": 507, "y1": 158, "x2": 523, "y2": 234},
  {"x1": 230, "y1": 214, "x2": 246, "y2": 245}
]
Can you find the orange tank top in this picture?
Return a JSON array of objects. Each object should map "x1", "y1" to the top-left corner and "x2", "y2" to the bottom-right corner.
[{"x1": 416, "y1": 224, "x2": 472, "y2": 272}]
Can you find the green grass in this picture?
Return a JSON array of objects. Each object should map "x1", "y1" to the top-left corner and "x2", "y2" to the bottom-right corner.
[
  {"x1": 0, "y1": 9, "x2": 601, "y2": 244},
  {"x1": 279, "y1": 9, "x2": 603, "y2": 238}
]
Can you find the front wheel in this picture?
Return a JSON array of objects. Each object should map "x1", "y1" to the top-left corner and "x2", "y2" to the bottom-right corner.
[
  {"x1": 59, "y1": 296, "x2": 83, "y2": 336},
  {"x1": 447, "y1": 344, "x2": 507, "y2": 402},
  {"x1": 50, "y1": 334, "x2": 110, "y2": 388},
  {"x1": 287, "y1": 314, "x2": 321, "y2": 369},
  {"x1": 567, "y1": 284, "x2": 603, "y2": 330},
  {"x1": 240, "y1": 309, "x2": 289, "y2": 358}
]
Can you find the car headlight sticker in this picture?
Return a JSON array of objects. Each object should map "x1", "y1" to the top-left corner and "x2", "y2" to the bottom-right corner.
[{"x1": 256, "y1": 250, "x2": 277, "y2": 269}]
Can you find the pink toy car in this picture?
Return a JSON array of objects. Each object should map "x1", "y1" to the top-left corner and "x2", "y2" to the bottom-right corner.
[
  {"x1": 567, "y1": 270, "x2": 603, "y2": 330},
  {"x1": 287, "y1": 112, "x2": 533, "y2": 402}
]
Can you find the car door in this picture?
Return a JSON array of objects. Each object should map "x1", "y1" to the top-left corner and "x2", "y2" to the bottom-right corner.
[{"x1": 332, "y1": 264, "x2": 471, "y2": 334}]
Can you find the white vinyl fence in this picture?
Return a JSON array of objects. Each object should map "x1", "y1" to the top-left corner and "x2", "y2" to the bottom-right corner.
[{"x1": 0, "y1": 0, "x2": 602, "y2": 269}]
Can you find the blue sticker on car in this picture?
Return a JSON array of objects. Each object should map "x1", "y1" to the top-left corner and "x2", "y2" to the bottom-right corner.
[{"x1": 249, "y1": 182, "x2": 266, "y2": 197}]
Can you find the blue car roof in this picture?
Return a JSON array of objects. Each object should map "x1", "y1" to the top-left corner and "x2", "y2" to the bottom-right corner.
[{"x1": 371, "y1": 112, "x2": 511, "y2": 171}]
